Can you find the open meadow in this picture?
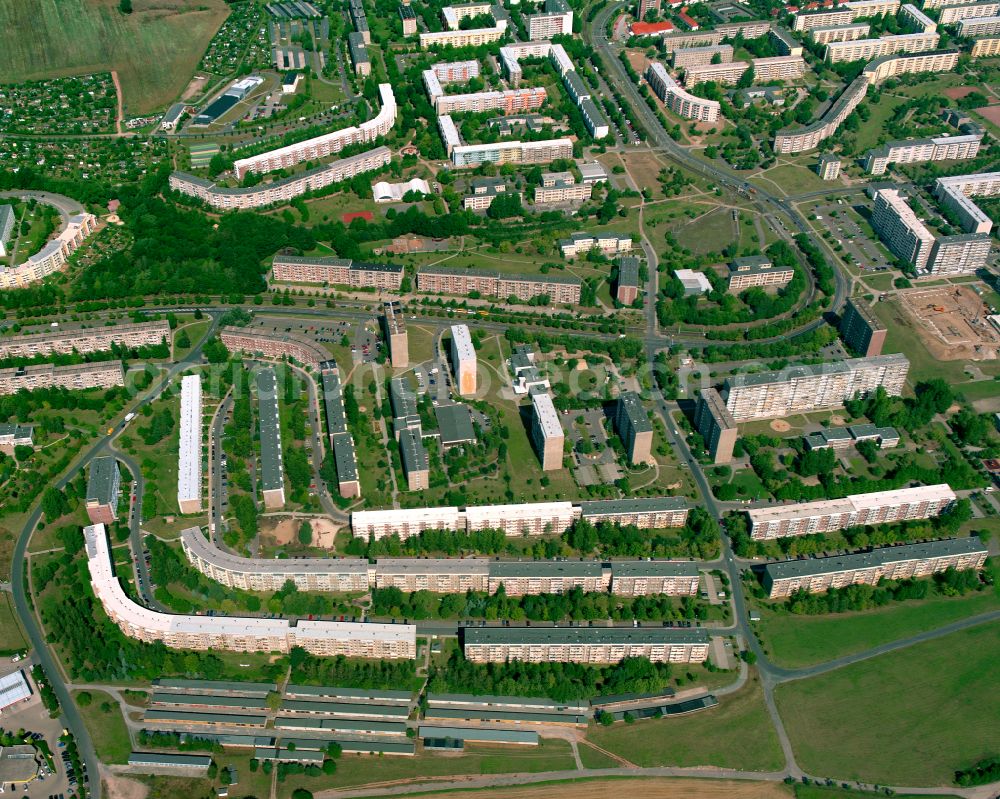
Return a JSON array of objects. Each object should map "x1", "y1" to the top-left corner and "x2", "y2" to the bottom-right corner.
[{"x1": 0, "y1": 0, "x2": 229, "y2": 114}]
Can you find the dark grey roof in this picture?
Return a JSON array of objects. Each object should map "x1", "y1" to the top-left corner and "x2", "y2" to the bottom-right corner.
[
  {"x1": 143, "y1": 709, "x2": 267, "y2": 726},
  {"x1": 579, "y1": 97, "x2": 609, "y2": 130},
  {"x1": 609, "y1": 560, "x2": 699, "y2": 578},
  {"x1": 274, "y1": 715, "x2": 407, "y2": 734},
  {"x1": 86, "y1": 456, "x2": 119, "y2": 506},
  {"x1": 729, "y1": 255, "x2": 779, "y2": 275},
  {"x1": 390, "y1": 376, "x2": 419, "y2": 419},
  {"x1": 154, "y1": 678, "x2": 277, "y2": 695},
  {"x1": 617, "y1": 257, "x2": 640, "y2": 287},
  {"x1": 764, "y1": 538, "x2": 988, "y2": 581},
  {"x1": 273, "y1": 255, "x2": 402, "y2": 274},
  {"x1": 489, "y1": 560, "x2": 605, "y2": 578},
  {"x1": 426, "y1": 692, "x2": 586, "y2": 710},
  {"x1": 257, "y1": 368, "x2": 285, "y2": 493},
  {"x1": 150, "y1": 692, "x2": 268, "y2": 710},
  {"x1": 418, "y1": 725, "x2": 538, "y2": 743},
  {"x1": 279, "y1": 699, "x2": 409, "y2": 717},
  {"x1": 845, "y1": 296, "x2": 884, "y2": 331},
  {"x1": 579, "y1": 497, "x2": 689, "y2": 516},
  {"x1": 435, "y1": 403, "x2": 476, "y2": 445},
  {"x1": 348, "y1": 32, "x2": 370, "y2": 63},
  {"x1": 424, "y1": 706, "x2": 587, "y2": 724},
  {"x1": 284, "y1": 685, "x2": 412, "y2": 702},
  {"x1": 332, "y1": 432, "x2": 359, "y2": 483},
  {"x1": 564, "y1": 71, "x2": 590, "y2": 99},
  {"x1": 618, "y1": 391, "x2": 652, "y2": 433},
  {"x1": 400, "y1": 428, "x2": 429, "y2": 473},
  {"x1": 464, "y1": 626, "x2": 709, "y2": 646},
  {"x1": 128, "y1": 752, "x2": 213, "y2": 768},
  {"x1": 321, "y1": 366, "x2": 348, "y2": 435}
]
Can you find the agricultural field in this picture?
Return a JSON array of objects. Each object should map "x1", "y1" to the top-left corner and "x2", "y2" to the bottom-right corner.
[
  {"x1": 0, "y1": 0, "x2": 230, "y2": 115},
  {"x1": 776, "y1": 622, "x2": 1000, "y2": 785}
]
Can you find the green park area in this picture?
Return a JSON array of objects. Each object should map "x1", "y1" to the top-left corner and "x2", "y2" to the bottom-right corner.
[
  {"x1": 755, "y1": 589, "x2": 1000, "y2": 669},
  {"x1": 73, "y1": 689, "x2": 131, "y2": 765},
  {"x1": 776, "y1": 622, "x2": 1000, "y2": 786},
  {"x1": 0, "y1": 0, "x2": 230, "y2": 113},
  {"x1": 0, "y1": 593, "x2": 27, "y2": 655},
  {"x1": 586, "y1": 674, "x2": 785, "y2": 772}
]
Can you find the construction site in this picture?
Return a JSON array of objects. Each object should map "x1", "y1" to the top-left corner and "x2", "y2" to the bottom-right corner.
[{"x1": 896, "y1": 284, "x2": 1000, "y2": 361}]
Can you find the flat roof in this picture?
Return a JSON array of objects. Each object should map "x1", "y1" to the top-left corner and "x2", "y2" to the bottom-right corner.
[
  {"x1": 332, "y1": 432, "x2": 359, "y2": 483},
  {"x1": 436, "y1": 403, "x2": 477, "y2": 445},
  {"x1": 418, "y1": 726, "x2": 538, "y2": 743},
  {"x1": 178, "y1": 374, "x2": 202, "y2": 506},
  {"x1": 376, "y1": 558, "x2": 490, "y2": 575},
  {"x1": 699, "y1": 386, "x2": 737, "y2": 430},
  {"x1": 531, "y1": 391, "x2": 563, "y2": 439},
  {"x1": 151, "y1": 692, "x2": 268, "y2": 710},
  {"x1": 400, "y1": 428, "x2": 429, "y2": 473},
  {"x1": 279, "y1": 700, "x2": 410, "y2": 717},
  {"x1": 747, "y1": 484, "x2": 957, "y2": 525},
  {"x1": 764, "y1": 537, "x2": 987, "y2": 580},
  {"x1": 450, "y1": 324, "x2": 475, "y2": 361},
  {"x1": 284, "y1": 685, "x2": 413, "y2": 702},
  {"x1": 390, "y1": 376, "x2": 419, "y2": 419},
  {"x1": 419, "y1": 265, "x2": 581, "y2": 285},
  {"x1": 564, "y1": 71, "x2": 590, "y2": 98},
  {"x1": 320, "y1": 366, "x2": 348, "y2": 435},
  {"x1": 464, "y1": 626, "x2": 709, "y2": 646},
  {"x1": 154, "y1": 678, "x2": 278, "y2": 695},
  {"x1": 724, "y1": 353, "x2": 909, "y2": 390},
  {"x1": 129, "y1": 752, "x2": 213, "y2": 768},
  {"x1": 845, "y1": 296, "x2": 885, "y2": 331},
  {"x1": 257, "y1": 368, "x2": 285, "y2": 493},
  {"x1": 273, "y1": 255, "x2": 402, "y2": 274},
  {"x1": 617, "y1": 256, "x2": 640, "y2": 287},
  {"x1": 143, "y1": 709, "x2": 268, "y2": 726},
  {"x1": 618, "y1": 391, "x2": 652, "y2": 433},
  {"x1": 609, "y1": 560, "x2": 699, "y2": 578},
  {"x1": 87, "y1": 455, "x2": 119, "y2": 506},
  {"x1": 490, "y1": 560, "x2": 604, "y2": 578},
  {"x1": 274, "y1": 716, "x2": 408, "y2": 733},
  {"x1": 426, "y1": 692, "x2": 587, "y2": 709},
  {"x1": 579, "y1": 497, "x2": 689, "y2": 516},
  {"x1": 425, "y1": 706, "x2": 588, "y2": 724}
]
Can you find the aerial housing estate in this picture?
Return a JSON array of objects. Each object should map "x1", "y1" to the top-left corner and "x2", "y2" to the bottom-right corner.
[{"x1": 177, "y1": 374, "x2": 203, "y2": 514}]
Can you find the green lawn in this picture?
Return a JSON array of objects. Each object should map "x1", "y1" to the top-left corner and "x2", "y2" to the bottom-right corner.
[
  {"x1": 756, "y1": 590, "x2": 1000, "y2": 669},
  {"x1": 0, "y1": 0, "x2": 230, "y2": 114},
  {"x1": 586, "y1": 674, "x2": 785, "y2": 772},
  {"x1": 578, "y1": 744, "x2": 623, "y2": 769},
  {"x1": 0, "y1": 593, "x2": 27, "y2": 655},
  {"x1": 776, "y1": 622, "x2": 1000, "y2": 786},
  {"x1": 795, "y1": 787, "x2": 963, "y2": 799},
  {"x1": 752, "y1": 162, "x2": 826, "y2": 197},
  {"x1": 73, "y1": 690, "x2": 131, "y2": 765},
  {"x1": 278, "y1": 739, "x2": 576, "y2": 797}
]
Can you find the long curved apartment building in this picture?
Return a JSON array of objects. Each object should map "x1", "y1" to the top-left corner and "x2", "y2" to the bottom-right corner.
[
  {"x1": 0, "y1": 212, "x2": 98, "y2": 290},
  {"x1": 169, "y1": 146, "x2": 392, "y2": 211},
  {"x1": 645, "y1": 62, "x2": 720, "y2": 122},
  {"x1": 773, "y1": 49, "x2": 959, "y2": 152},
  {"x1": 86, "y1": 524, "x2": 415, "y2": 658},
  {"x1": 234, "y1": 85, "x2": 396, "y2": 178},
  {"x1": 219, "y1": 326, "x2": 329, "y2": 366}
]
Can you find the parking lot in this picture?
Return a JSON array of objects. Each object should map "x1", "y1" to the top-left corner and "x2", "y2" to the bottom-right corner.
[
  {"x1": 564, "y1": 407, "x2": 622, "y2": 486},
  {"x1": 811, "y1": 201, "x2": 893, "y2": 272}
]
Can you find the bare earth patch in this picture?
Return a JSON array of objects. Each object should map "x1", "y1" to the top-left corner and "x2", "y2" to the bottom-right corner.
[
  {"x1": 895, "y1": 284, "x2": 1000, "y2": 361},
  {"x1": 974, "y1": 104, "x2": 1000, "y2": 126},
  {"x1": 387, "y1": 778, "x2": 791, "y2": 799},
  {"x1": 103, "y1": 771, "x2": 149, "y2": 799},
  {"x1": 770, "y1": 419, "x2": 791, "y2": 432},
  {"x1": 260, "y1": 514, "x2": 343, "y2": 548},
  {"x1": 944, "y1": 86, "x2": 979, "y2": 99}
]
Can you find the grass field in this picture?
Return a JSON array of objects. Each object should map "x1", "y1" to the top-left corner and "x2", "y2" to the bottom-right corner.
[
  {"x1": 0, "y1": 593, "x2": 27, "y2": 655},
  {"x1": 73, "y1": 689, "x2": 131, "y2": 765},
  {"x1": 795, "y1": 787, "x2": 963, "y2": 799},
  {"x1": 756, "y1": 590, "x2": 1000, "y2": 669},
  {"x1": 776, "y1": 622, "x2": 1000, "y2": 786},
  {"x1": 586, "y1": 674, "x2": 785, "y2": 772},
  {"x1": 0, "y1": 0, "x2": 229, "y2": 114},
  {"x1": 279, "y1": 740, "x2": 577, "y2": 797}
]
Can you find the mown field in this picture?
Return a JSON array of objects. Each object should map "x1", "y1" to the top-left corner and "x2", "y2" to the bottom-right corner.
[
  {"x1": 776, "y1": 622, "x2": 1000, "y2": 786},
  {"x1": 0, "y1": 0, "x2": 229, "y2": 114}
]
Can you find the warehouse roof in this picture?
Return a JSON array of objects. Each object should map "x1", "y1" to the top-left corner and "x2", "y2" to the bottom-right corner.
[
  {"x1": 764, "y1": 537, "x2": 987, "y2": 581},
  {"x1": 417, "y1": 725, "x2": 538, "y2": 744},
  {"x1": 426, "y1": 692, "x2": 587, "y2": 711},
  {"x1": 274, "y1": 716, "x2": 408, "y2": 734},
  {"x1": 425, "y1": 706, "x2": 589, "y2": 724},
  {"x1": 128, "y1": 752, "x2": 213, "y2": 768},
  {"x1": 150, "y1": 692, "x2": 268, "y2": 710},
  {"x1": 143, "y1": 709, "x2": 267, "y2": 726},
  {"x1": 284, "y1": 685, "x2": 412, "y2": 702},
  {"x1": 279, "y1": 699, "x2": 409, "y2": 717},
  {"x1": 464, "y1": 626, "x2": 709, "y2": 646}
]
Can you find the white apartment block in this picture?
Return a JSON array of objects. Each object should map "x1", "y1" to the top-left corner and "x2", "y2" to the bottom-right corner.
[
  {"x1": 451, "y1": 138, "x2": 573, "y2": 167},
  {"x1": 971, "y1": 35, "x2": 1000, "y2": 55},
  {"x1": 747, "y1": 484, "x2": 957, "y2": 540},
  {"x1": 417, "y1": 266, "x2": 582, "y2": 304},
  {"x1": 489, "y1": 561, "x2": 610, "y2": 596},
  {"x1": 169, "y1": 147, "x2": 392, "y2": 211},
  {"x1": 794, "y1": 9, "x2": 855, "y2": 30},
  {"x1": 420, "y1": 23, "x2": 506, "y2": 48},
  {"x1": 899, "y1": 3, "x2": 937, "y2": 31},
  {"x1": 0, "y1": 361, "x2": 124, "y2": 396},
  {"x1": 580, "y1": 498, "x2": 690, "y2": 529},
  {"x1": 530, "y1": 392, "x2": 565, "y2": 471},
  {"x1": 673, "y1": 44, "x2": 733, "y2": 68},
  {"x1": 924, "y1": 0, "x2": 979, "y2": 7},
  {"x1": 450, "y1": 324, "x2": 477, "y2": 396},
  {"x1": 809, "y1": 23, "x2": 871, "y2": 43},
  {"x1": 0, "y1": 320, "x2": 169, "y2": 359},
  {"x1": 182, "y1": 527, "x2": 371, "y2": 592},
  {"x1": 534, "y1": 175, "x2": 593, "y2": 205},
  {"x1": 86, "y1": 524, "x2": 416, "y2": 658},
  {"x1": 527, "y1": 0, "x2": 574, "y2": 38},
  {"x1": 926, "y1": 234, "x2": 992, "y2": 276},
  {"x1": 764, "y1": 538, "x2": 988, "y2": 598},
  {"x1": 0, "y1": 212, "x2": 98, "y2": 290},
  {"x1": 722, "y1": 353, "x2": 910, "y2": 421},
  {"x1": 934, "y1": 171, "x2": 1000, "y2": 235},
  {"x1": 645, "y1": 62, "x2": 720, "y2": 122},
  {"x1": 233, "y1": 85, "x2": 396, "y2": 178},
  {"x1": 177, "y1": 374, "x2": 203, "y2": 514},
  {"x1": 958, "y1": 14, "x2": 1000, "y2": 33},
  {"x1": 825, "y1": 32, "x2": 939, "y2": 62},
  {"x1": 432, "y1": 60, "x2": 480, "y2": 83},
  {"x1": 559, "y1": 231, "x2": 633, "y2": 259},
  {"x1": 271, "y1": 255, "x2": 404, "y2": 289},
  {"x1": 463, "y1": 627, "x2": 710, "y2": 664},
  {"x1": 751, "y1": 55, "x2": 808, "y2": 81},
  {"x1": 862, "y1": 48, "x2": 958, "y2": 81},
  {"x1": 870, "y1": 188, "x2": 935, "y2": 270},
  {"x1": 351, "y1": 506, "x2": 463, "y2": 540},
  {"x1": 608, "y1": 561, "x2": 701, "y2": 597},
  {"x1": 863, "y1": 132, "x2": 982, "y2": 174},
  {"x1": 438, "y1": 114, "x2": 462, "y2": 156},
  {"x1": 375, "y1": 559, "x2": 491, "y2": 592},
  {"x1": 728, "y1": 255, "x2": 794, "y2": 291},
  {"x1": 441, "y1": 2, "x2": 492, "y2": 29},
  {"x1": 684, "y1": 60, "x2": 748, "y2": 86}
]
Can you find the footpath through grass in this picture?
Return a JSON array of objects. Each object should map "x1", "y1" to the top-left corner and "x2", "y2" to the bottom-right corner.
[
  {"x1": 756, "y1": 590, "x2": 1000, "y2": 669},
  {"x1": 776, "y1": 622, "x2": 1000, "y2": 786},
  {"x1": 586, "y1": 673, "x2": 785, "y2": 772},
  {"x1": 73, "y1": 689, "x2": 131, "y2": 765}
]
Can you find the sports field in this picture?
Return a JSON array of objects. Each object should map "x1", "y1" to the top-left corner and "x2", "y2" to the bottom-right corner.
[
  {"x1": 0, "y1": 0, "x2": 229, "y2": 114},
  {"x1": 776, "y1": 622, "x2": 1000, "y2": 786}
]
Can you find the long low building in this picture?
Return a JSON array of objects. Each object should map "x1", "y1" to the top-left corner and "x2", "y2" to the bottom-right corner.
[
  {"x1": 416, "y1": 265, "x2": 581, "y2": 305},
  {"x1": 746, "y1": 484, "x2": 957, "y2": 540},
  {"x1": 0, "y1": 361, "x2": 125, "y2": 396},
  {"x1": 234, "y1": 85, "x2": 396, "y2": 178},
  {"x1": 184, "y1": 528, "x2": 699, "y2": 596},
  {"x1": 169, "y1": 146, "x2": 392, "y2": 211},
  {"x1": 271, "y1": 255, "x2": 403, "y2": 289},
  {"x1": 451, "y1": 138, "x2": 574, "y2": 168},
  {"x1": 86, "y1": 524, "x2": 416, "y2": 658},
  {"x1": 351, "y1": 497, "x2": 691, "y2": 540},
  {"x1": 219, "y1": 326, "x2": 328, "y2": 366},
  {"x1": 463, "y1": 627, "x2": 710, "y2": 664},
  {"x1": 824, "y1": 31, "x2": 940, "y2": 63},
  {"x1": 762, "y1": 537, "x2": 989, "y2": 598},
  {"x1": 863, "y1": 132, "x2": 982, "y2": 175},
  {"x1": 0, "y1": 320, "x2": 169, "y2": 359}
]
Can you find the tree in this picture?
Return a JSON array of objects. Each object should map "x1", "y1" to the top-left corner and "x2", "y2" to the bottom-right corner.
[
  {"x1": 76, "y1": 691, "x2": 92, "y2": 707},
  {"x1": 119, "y1": 0, "x2": 133, "y2": 12},
  {"x1": 297, "y1": 520, "x2": 313, "y2": 546},
  {"x1": 176, "y1": 329, "x2": 191, "y2": 349}
]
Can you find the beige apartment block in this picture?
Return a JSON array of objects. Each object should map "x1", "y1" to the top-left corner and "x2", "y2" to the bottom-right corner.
[
  {"x1": 0, "y1": 320, "x2": 169, "y2": 360},
  {"x1": 608, "y1": 561, "x2": 700, "y2": 596},
  {"x1": 450, "y1": 324, "x2": 477, "y2": 395},
  {"x1": 375, "y1": 558, "x2": 491, "y2": 592},
  {"x1": 694, "y1": 387, "x2": 739, "y2": 464},
  {"x1": 271, "y1": 255, "x2": 403, "y2": 289},
  {"x1": 615, "y1": 391, "x2": 653, "y2": 464},
  {"x1": 383, "y1": 301, "x2": 409, "y2": 368},
  {"x1": 489, "y1": 561, "x2": 610, "y2": 596},
  {"x1": 463, "y1": 627, "x2": 710, "y2": 664},
  {"x1": 0, "y1": 361, "x2": 124, "y2": 396},
  {"x1": 530, "y1": 392, "x2": 564, "y2": 470}
]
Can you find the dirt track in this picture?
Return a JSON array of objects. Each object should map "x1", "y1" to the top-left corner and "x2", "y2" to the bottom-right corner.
[{"x1": 398, "y1": 778, "x2": 792, "y2": 799}]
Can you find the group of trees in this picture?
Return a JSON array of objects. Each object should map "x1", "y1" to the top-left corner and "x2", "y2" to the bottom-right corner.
[
  {"x1": 563, "y1": 509, "x2": 721, "y2": 560},
  {"x1": 289, "y1": 647, "x2": 415, "y2": 690},
  {"x1": 428, "y1": 651, "x2": 677, "y2": 703},
  {"x1": 370, "y1": 584, "x2": 707, "y2": 623}
]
